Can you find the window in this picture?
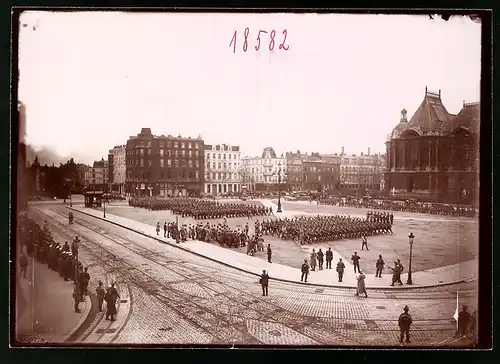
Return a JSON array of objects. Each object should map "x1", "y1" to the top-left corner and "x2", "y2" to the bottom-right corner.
[
  {"x1": 212, "y1": 153, "x2": 215, "y2": 159},
  {"x1": 224, "y1": 154, "x2": 226, "y2": 160},
  {"x1": 160, "y1": 149, "x2": 164, "y2": 157},
  {"x1": 140, "y1": 149, "x2": 144, "y2": 156},
  {"x1": 174, "y1": 150, "x2": 178, "y2": 157},
  {"x1": 212, "y1": 163, "x2": 216, "y2": 169},
  {"x1": 218, "y1": 163, "x2": 221, "y2": 169},
  {"x1": 148, "y1": 160, "x2": 152, "y2": 167},
  {"x1": 188, "y1": 142, "x2": 192, "y2": 149},
  {"x1": 160, "y1": 159, "x2": 164, "y2": 167},
  {"x1": 147, "y1": 149, "x2": 151, "y2": 156},
  {"x1": 195, "y1": 160, "x2": 199, "y2": 167},
  {"x1": 207, "y1": 153, "x2": 210, "y2": 159},
  {"x1": 181, "y1": 142, "x2": 185, "y2": 148},
  {"x1": 195, "y1": 150, "x2": 199, "y2": 156},
  {"x1": 159, "y1": 141, "x2": 164, "y2": 148},
  {"x1": 175, "y1": 142, "x2": 178, "y2": 148},
  {"x1": 196, "y1": 171, "x2": 199, "y2": 179},
  {"x1": 229, "y1": 154, "x2": 232, "y2": 159},
  {"x1": 140, "y1": 158, "x2": 144, "y2": 167},
  {"x1": 189, "y1": 160, "x2": 193, "y2": 168},
  {"x1": 195, "y1": 143, "x2": 198, "y2": 149},
  {"x1": 218, "y1": 154, "x2": 221, "y2": 159},
  {"x1": 224, "y1": 163, "x2": 227, "y2": 169},
  {"x1": 181, "y1": 150, "x2": 186, "y2": 156},
  {"x1": 212, "y1": 173, "x2": 216, "y2": 179},
  {"x1": 189, "y1": 150, "x2": 192, "y2": 157},
  {"x1": 207, "y1": 162, "x2": 210, "y2": 169},
  {"x1": 168, "y1": 159, "x2": 172, "y2": 166}
]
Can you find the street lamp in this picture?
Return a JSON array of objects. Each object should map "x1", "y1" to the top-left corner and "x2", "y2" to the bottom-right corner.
[
  {"x1": 407, "y1": 232, "x2": 415, "y2": 284},
  {"x1": 103, "y1": 192, "x2": 106, "y2": 218},
  {"x1": 277, "y1": 162, "x2": 283, "y2": 213}
]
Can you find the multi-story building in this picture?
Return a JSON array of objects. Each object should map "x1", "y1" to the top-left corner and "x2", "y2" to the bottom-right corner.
[
  {"x1": 286, "y1": 151, "x2": 341, "y2": 192},
  {"x1": 339, "y1": 147, "x2": 383, "y2": 191},
  {"x1": 204, "y1": 144, "x2": 241, "y2": 195},
  {"x1": 108, "y1": 145, "x2": 126, "y2": 194},
  {"x1": 84, "y1": 159, "x2": 109, "y2": 191},
  {"x1": 385, "y1": 87, "x2": 479, "y2": 203},
  {"x1": 125, "y1": 128, "x2": 204, "y2": 197},
  {"x1": 241, "y1": 147, "x2": 286, "y2": 192}
]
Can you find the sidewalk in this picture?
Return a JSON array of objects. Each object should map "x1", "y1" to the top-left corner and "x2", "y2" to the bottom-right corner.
[
  {"x1": 15, "y1": 258, "x2": 91, "y2": 344},
  {"x1": 69, "y1": 206, "x2": 478, "y2": 290}
]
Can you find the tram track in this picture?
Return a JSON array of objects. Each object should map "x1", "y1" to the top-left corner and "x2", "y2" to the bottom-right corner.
[{"x1": 31, "y1": 205, "x2": 463, "y2": 345}]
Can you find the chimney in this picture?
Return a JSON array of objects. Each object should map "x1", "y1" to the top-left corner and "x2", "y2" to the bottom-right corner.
[
  {"x1": 368, "y1": 147, "x2": 371, "y2": 156},
  {"x1": 341, "y1": 146, "x2": 344, "y2": 156}
]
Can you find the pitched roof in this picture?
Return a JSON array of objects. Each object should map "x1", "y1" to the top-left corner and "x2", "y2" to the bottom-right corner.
[
  {"x1": 407, "y1": 89, "x2": 453, "y2": 136},
  {"x1": 452, "y1": 102, "x2": 480, "y2": 134}
]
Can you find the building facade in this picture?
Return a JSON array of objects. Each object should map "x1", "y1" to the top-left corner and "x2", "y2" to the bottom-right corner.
[
  {"x1": 385, "y1": 88, "x2": 479, "y2": 203},
  {"x1": 84, "y1": 159, "x2": 109, "y2": 191},
  {"x1": 125, "y1": 128, "x2": 204, "y2": 197},
  {"x1": 286, "y1": 151, "x2": 341, "y2": 192},
  {"x1": 241, "y1": 147, "x2": 286, "y2": 192},
  {"x1": 108, "y1": 145, "x2": 126, "y2": 194},
  {"x1": 340, "y1": 148, "x2": 384, "y2": 191},
  {"x1": 204, "y1": 144, "x2": 241, "y2": 195}
]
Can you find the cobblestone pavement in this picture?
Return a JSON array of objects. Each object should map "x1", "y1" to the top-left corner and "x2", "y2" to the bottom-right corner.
[{"x1": 28, "y1": 204, "x2": 477, "y2": 347}]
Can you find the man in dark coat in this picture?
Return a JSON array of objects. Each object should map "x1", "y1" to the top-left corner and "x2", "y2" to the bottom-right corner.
[
  {"x1": 325, "y1": 247, "x2": 333, "y2": 269},
  {"x1": 317, "y1": 249, "x2": 324, "y2": 270},
  {"x1": 375, "y1": 254, "x2": 385, "y2": 278},
  {"x1": 96, "y1": 280, "x2": 106, "y2": 312},
  {"x1": 336, "y1": 258, "x2": 345, "y2": 282},
  {"x1": 457, "y1": 305, "x2": 471, "y2": 337},
  {"x1": 105, "y1": 283, "x2": 120, "y2": 321},
  {"x1": 398, "y1": 305, "x2": 412, "y2": 343},
  {"x1": 267, "y1": 244, "x2": 272, "y2": 263},
  {"x1": 79, "y1": 267, "x2": 90, "y2": 297},
  {"x1": 260, "y1": 270, "x2": 269, "y2": 296},
  {"x1": 163, "y1": 222, "x2": 167, "y2": 237},
  {"x1": 351, "y1": 252, "x2": 361, "y2": 273},
  {"x1": 301, "y1": 260, "x2": 310, "y2": 282}
]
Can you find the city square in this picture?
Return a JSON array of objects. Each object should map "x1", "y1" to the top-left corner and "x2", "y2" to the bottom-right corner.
[{"x1": 14, "y1": 11, "x2": 485, "y2": 348}]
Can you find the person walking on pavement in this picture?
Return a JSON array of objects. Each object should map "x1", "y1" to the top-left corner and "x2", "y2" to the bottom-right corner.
[
  {"x1": 260, "y1": 270, "x2": 269, "y2": 296},
  {"x1": 361, "y1": 235, "x2": 369, "y2": 251},
  {"x1": 310, "y1": 249, "x2": 318, "y2": 271},
  {"x1": 375, "y1": 254, "x2": 385, "y2": 278},
  {"x1": 457, "y1": 305, "x2": 471, "y2": 337},
  {"x1": 156, "y1": 221, "x2": 160, "y2": 235},
  {"x1": 317, "y1": 249, "x2": 324, "y2": 270},
  {"x1": 79, "y1": 267, "x2": 91, "y2": 298},
  {"x1": 163, "y1": 222, "x2": 167, "y2": 237},
  {"x1": 390, "y1": 261, "x2": 402, "y2": 286},
  {"x1": 19, "y1": 253, "x2": 28, "y2": 279},
  {"x1": 398, "y1": 305, "x2": 413, "y2": 344},
  {"x1": 336, "y1": 258, "x2": 345, "y2": 282},
  {"x1": 351, "y1": 252, "x2": 361, "y2": 273},
  {"x1": 73, "y1": 285, "x2": 82, "y2": 313},
  {"x1": 355, "y1": 271, "x2": 368, "y2": 298},
  {"x1": 96, "y1": 280, "x2": 106, "y2": 312},
  {"x1": 301, "y1": 259, "x2": 310, "y2": 282},
  {"x1": 325, "y1": 247, "x2": 333, "y2": 269},
  {"x1": 267, "y1": 244, "x2": 272, "y2": 263},
  {"x1": 105, "y1": 283, "x2": 120, "y2": 321},
  {"x1": 396, "y1": 259, "x2": 404, "y2": 285}
]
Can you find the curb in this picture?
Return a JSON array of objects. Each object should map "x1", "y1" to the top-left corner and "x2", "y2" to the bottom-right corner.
[
  {"x1": 66, "y1": 294, "x2": 92, "y2": 341},
  {"x1": 68, "y1": 206, "x2": 474, "y2": 291}
]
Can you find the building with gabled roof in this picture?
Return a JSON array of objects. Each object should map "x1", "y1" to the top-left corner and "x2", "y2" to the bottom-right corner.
[{"x1": 385, "y1": 87, "x2": 479, "y2": 203}]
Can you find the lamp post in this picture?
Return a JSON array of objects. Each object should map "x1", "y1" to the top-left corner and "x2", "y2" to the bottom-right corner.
[
  {"x1": 277, "y1": 162, "x2": 283, "y2": 213},
  {"x1": 407, "y1": 232, "x2": 414, "y2": 285},
  {"x1": 103, "y1": 192, "x2": 106, "y2": 218}
]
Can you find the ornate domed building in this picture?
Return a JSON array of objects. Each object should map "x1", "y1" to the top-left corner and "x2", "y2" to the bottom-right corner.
[{"x1": 384, "y1": 87, "x2": 479, "y2": 203}]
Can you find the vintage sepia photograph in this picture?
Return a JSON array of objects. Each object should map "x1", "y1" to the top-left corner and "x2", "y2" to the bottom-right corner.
[{"x1": 13, "y1": 10, "x2": 487, "y2": 348}]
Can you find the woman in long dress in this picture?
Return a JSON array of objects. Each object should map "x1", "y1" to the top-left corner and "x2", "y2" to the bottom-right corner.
[
  {"x1": 310, "y1": 249, "x2": 318, "y2": 271},
  {"x1": 356, "y1": 271, "x2": 368, "y2": 298}
]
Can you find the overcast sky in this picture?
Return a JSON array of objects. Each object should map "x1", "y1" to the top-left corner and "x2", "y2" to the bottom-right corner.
[{"x1": 18, "y1": 12, "x2": 481, "y2": 165}]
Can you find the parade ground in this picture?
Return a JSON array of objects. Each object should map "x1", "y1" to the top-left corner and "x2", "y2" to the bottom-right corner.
[{"x1": 89, "y1": 199, "x2": 478, "y2": 276}]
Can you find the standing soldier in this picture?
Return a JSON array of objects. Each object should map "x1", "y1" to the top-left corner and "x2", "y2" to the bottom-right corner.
[
  {"x1": 267, "y1": 244, "x2": 272, "y2": 263},
  {"x1": 300, "y1": 259, "x2": 310, "y2": 283},
  {"x1": 325, "y1": 247, "x2": 333, "y2": 269},
  {"x1": 351, "y1": 252, "x2": 361, "y2": 273},
  {"x1": 96, "y1": 280, "x2": 106, "y2": 312},
  {"x1": 163, "y1": 222, "x2": 167, "y2": 237},
  {"x1": 398, "y1": 305, "x2": 413, "y2": 344},
  {"x1": 336, "y1": 258, "x2": 345, "y2": 282},
  {"x1": 396, "y1": 259, "x2": 404, "y2": 285},
  {"x1": 375, "y1": 254, "x2": 385, "y2": 278},
  {"x1": 457, "y1": 305, "x2": 471, "y2": 337},
  {"x1": 105, "y1": 283, "x2": 120, "y2": 321},
  {"x1": 317, "y1": 249, "x2": 324, "y2": 270},
  {"x1": 79, "y1": 267, "x2": 91, "y2": 296},
  {"x1": 361, "y1": 235, "x2": 369, "y2": 251},
  {"x1": 259, "y1": 270, "x2": 269, "y2": 296},
  {"x1": 156, "y1": 221, "x2": 160, "y2": 235},
  {"x1": 310, "y1": 249, "x2": 318, "y2": 271}
]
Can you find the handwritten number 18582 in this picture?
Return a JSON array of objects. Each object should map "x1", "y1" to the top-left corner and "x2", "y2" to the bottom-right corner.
[{"x1": 231, "y1": 28, "x2": 289, "y2": 53}]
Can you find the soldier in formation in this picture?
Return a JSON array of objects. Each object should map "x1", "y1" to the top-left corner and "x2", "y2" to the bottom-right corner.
[
  {"x1": 129, "y1": 197, "x2": 272, "y2": 219},
  {"x1": 261, "y1": 214, "x2": 393, "y2": 244}
]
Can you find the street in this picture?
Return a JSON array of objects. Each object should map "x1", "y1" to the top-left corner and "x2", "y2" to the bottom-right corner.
[{"x1": 27, "y1": 203, "x2": 476, "y2": 346}]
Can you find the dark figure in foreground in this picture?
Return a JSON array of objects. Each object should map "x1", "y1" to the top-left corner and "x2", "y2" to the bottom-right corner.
[
  {"x1": 336, "y1": 258, "x2": 345, "y2": 282},
  {"x1": 267, "y1": 244, "x2": 272, "y2": 263},
  {"x1": 351, "y1": 252, "x2": 360, "y2": 273},
  {"x1": 457, "y1": 305, "x2": 471, "y2": 337},
  {"x1": 105, "y1": 283, "x2": 120, "y2": 321},
  {"x1": 260, "y1": 270, "x2": 269, "y2": 296},
  {"x1": 398, "y1": 305, "x2": 413, "y2": 343},
  {"x1": 375, "y1": 254, "x2": 385, "y2": 278}
]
